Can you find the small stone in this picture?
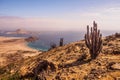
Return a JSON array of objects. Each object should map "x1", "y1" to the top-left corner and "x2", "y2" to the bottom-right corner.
[
  {"x1": 98, "y1": 75, "x2": 102, "y2": 79},
  {"x1": 111, "y1": 63, "x2": 120, "y2": 70}
]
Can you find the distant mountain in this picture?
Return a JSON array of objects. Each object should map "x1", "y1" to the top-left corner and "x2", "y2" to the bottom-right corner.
[{"x1": 6, "y1": 29, "x2": 32, "y2": 35}]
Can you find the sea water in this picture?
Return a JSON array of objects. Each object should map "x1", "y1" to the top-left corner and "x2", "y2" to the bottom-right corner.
[
  {"x1": 0, "y1": 31, "x2": 118, "y2": 51},
  {"x1": 28, "y1": 31, "x2": 85, "y2": 51}
]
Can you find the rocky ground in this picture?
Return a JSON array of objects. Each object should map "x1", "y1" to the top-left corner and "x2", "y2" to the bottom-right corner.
[{"x1": 0, "y1": 33, "x2": 120, "y2": 80}]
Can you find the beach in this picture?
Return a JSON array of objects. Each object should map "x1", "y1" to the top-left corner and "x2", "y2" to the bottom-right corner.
[{"x1": 0, "y1": 36, "x2": 40, "y2": 67}]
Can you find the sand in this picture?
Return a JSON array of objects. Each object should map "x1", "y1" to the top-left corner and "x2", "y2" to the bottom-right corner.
[{"x1": 0, "y1": 36, "x2": 40, "y2": 67}]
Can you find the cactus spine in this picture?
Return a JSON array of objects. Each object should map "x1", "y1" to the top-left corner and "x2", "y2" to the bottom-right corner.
[{"x1": 85, "y1": 21, "x2": 102, "y2": 59}]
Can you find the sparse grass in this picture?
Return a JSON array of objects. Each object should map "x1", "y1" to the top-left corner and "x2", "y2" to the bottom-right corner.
[
  {"x1": 0, "y1": 72, "x2": 21, "y2": 80},
  {"x1": 0, "y1": 67, "x2": 6, "y2": 75},
  {"x1": 0, "y1": 33, "x2": 120, "y2": 80}
]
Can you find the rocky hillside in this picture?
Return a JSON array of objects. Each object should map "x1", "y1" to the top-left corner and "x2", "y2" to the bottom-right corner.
[{"x1": 0, "y1": 33, "x2": 120, "y2": 80}]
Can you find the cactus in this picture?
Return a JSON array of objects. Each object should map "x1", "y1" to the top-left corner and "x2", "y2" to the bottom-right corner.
[
  {"x1": 85, "y1": 21, "x2": 102, "y2": 59},
  {"x1": 59, "y1": 38, "x2": 64, "y2": 46}
]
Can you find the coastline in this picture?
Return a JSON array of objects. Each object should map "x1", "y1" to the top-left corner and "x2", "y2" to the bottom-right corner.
[
  {"x1": 0, "y1": 36, "x2": 41, "y2": 67},
  {"x1": 27, "y1": 42, "x2": 49, "y2": 51}
]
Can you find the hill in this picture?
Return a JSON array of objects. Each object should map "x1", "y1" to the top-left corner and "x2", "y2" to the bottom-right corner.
[
  {"x1": 6, "y1": 29, "x2": 32, "y2": 35},
  {"x1": 0, "y1": 33, "x2": 120, "y2": 80}
]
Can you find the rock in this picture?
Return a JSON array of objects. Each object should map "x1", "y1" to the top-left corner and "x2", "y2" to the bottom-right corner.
[
  {"x1": 84, "y1": 69, "x2": 106, "y2": 80},
  {"x1": 111, "y1": 63, "x2": 120, "y2": 70},
  {"x1": 98, "y1": 75, "x2": 102, "y2": 79},
  {"x1": 55, "y1": 75, "x2": 61, "y2": 80},
  {"x1": 25, "y1": 36, "x2": 39, "y2": 42},
  {"x1": 113, "y1": 50, "x2": 120, "y2": 54},
  {"x1": 20, "y1": 60, "x2": 56, "y2": 78}
]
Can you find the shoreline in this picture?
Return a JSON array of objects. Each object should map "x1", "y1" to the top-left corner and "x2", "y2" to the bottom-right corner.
[
  {"x1": 0, "y1": 36, "x2": 41, "y2": 67},
  {"x1": 27, "y1": 43, "x2": 49, "y2": 51}
]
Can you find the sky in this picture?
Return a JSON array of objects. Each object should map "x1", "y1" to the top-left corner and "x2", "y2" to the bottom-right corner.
[{"x1": 0, "y1": 0, "x2": 120, "y2": 31}]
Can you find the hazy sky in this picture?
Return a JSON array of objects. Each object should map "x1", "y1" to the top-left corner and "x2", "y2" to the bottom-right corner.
[{"x1": 0, "y1": 0, "x2": 120, "y2": 31}]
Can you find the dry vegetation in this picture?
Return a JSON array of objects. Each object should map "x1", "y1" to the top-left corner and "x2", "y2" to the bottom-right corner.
[
  {"x1": 0, "y1": 22, "x2": 120, "y2": 80},
  {"x1": 0, "y1": 33, "x2": 120, "y2": 80}
]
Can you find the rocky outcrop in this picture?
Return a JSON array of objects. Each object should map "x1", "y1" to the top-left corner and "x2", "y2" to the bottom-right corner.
[
  {"x1": 110, "y1": 63, "x2": 120, "y2": 70},
  {"x1": 25, "y1": 36, "x2": 39, "y2": 42},
  {"x1": 19, "y1": 60, "x2": 56, "y2": 79}
]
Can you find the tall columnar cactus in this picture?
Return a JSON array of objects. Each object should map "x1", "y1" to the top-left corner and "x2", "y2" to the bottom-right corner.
[
  {"x1": 85, "y1": 21, "x2": 102, "y2": 59},
  {"x1": 60, "y1": 38, "x2": 64, "y2": 46}
]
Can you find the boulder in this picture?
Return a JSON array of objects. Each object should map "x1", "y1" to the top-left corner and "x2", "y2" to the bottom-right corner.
[
  {"x1": 25, "y1": 36, "x2": 39, "y2": 42},
  {"x1": 111, "y1": 63, "x2": 120, "y2": 70}
]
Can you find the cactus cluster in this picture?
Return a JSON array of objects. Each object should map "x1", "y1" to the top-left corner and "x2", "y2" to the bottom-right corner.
[
  {"x1": 49, "y1": 38, "x2": 64, "y2": 50},
  {"x1": 85, "y1": 21, "x2": 102, "y2": 59},
  {"x1": 60, "y1": 38, "x2": 64, "y2": 46}
]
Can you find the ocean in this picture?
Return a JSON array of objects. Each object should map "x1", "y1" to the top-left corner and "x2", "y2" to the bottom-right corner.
[
  {"x1": 0, "y1": 31, "x2": 118, "y2": 51},
  {"x1": 27, "y1": 31, "x2": 85, "y2": 51}
]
